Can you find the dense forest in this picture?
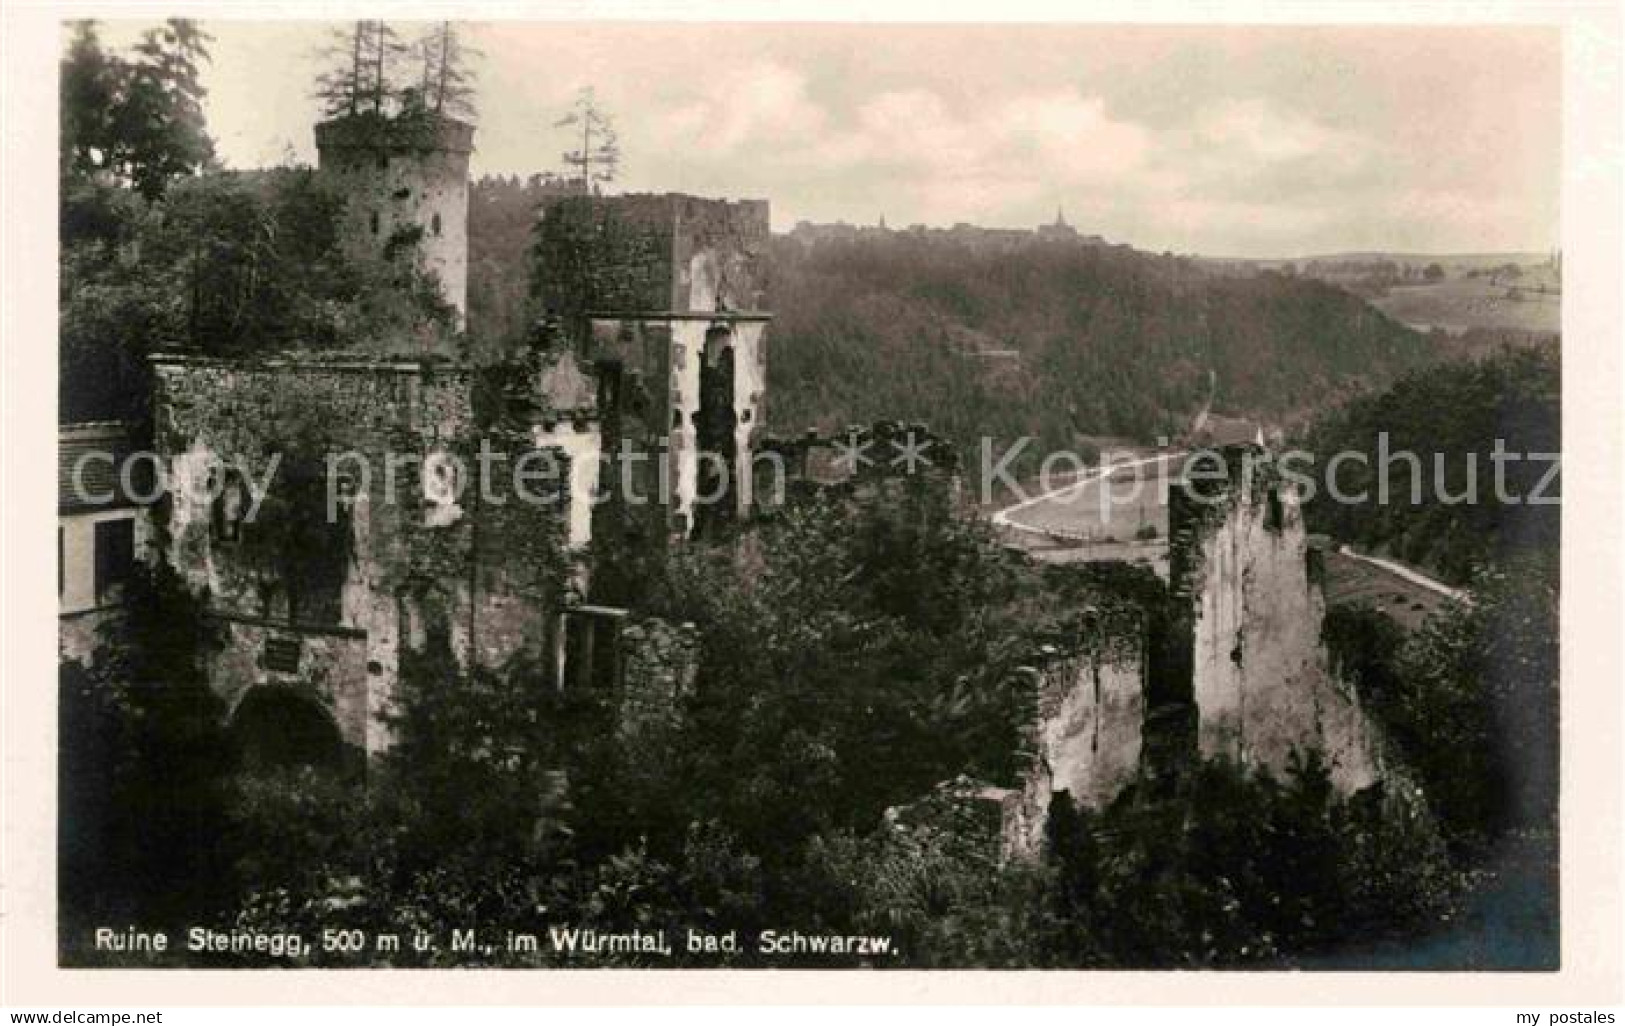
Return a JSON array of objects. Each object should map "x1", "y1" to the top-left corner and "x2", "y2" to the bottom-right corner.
[
  {"x1": 765, "y1": 235, "x2": 1429, "y2": 448},
  {"x1": 1300, "y1": 345, "x2": 1560, "y2": 585}
]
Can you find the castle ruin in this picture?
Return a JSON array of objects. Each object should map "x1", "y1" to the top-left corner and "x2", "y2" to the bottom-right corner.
[
  {"x1": 139, "y1": 105, "x2": 1386, "y2": 822},
  {"x1": 145, "y1": 110, "x2": 763, "y2": 765},
  {"x1": 315, "y1": 111, "x2": 474, "y2": 325},
  {"x1": 999, "y1": 446, "x2": 1383, "y2": 859}
]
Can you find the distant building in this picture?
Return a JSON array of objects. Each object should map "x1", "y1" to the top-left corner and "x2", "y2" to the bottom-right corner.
[
  {"x1": 1194, "y1": 415, "x2": 1266, "y2": 450},
  {"x1": 1036, "y1": 207, "x2": 1079, "y2": 241}
]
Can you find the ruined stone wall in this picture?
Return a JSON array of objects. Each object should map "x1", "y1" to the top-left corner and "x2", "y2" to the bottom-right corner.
[
  {"x1": 586, "y1": 318, "x2": 677, "y2": 545},
  {"x1": 151, "y1": 350, "x2": 591, "y2": 753},
  {"x1": 1001, "y1": 454, "x2": 1388, "y2": 859},
  {"x1": 529, "y1": 193, "x2": 771, "y2": 543},
  {"x1": 1004, "y1": 607, "x2": 1149, "y2": 860},
  {"x1": 315, "y1": 114, "x2": 473, "y2": 323},
  {"x1": 666, "y1": 195, "x2": 771, "y2": 313},
  {"x1": 617, "y1": 616, "x2": 700, "y2": 741},
  {"x1": 585, "y1": 314, "x2": 768, "y2": 539},
  {"x1": 534, "y1": 193, "x2": 770, "y2": 318},
  {"x1": 1170, "y1": 455, "x2": 1381, "y2": 793}
]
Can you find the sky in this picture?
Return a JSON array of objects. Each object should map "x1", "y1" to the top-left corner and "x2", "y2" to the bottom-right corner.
[{"x1": 93, "y1": 20, "x2": 1560, "y2": 258}]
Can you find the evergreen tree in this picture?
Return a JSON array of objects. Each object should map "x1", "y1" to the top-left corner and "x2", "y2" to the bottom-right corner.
[
  {"x1": 60, "y1": 18, "x2": 215, "y2": 199},
  {"x1": 313, "y1": 20, "x2": 370, "y2": 117},
  {"x1": 556, "y1": 86, "x2": 619, "y2": 194},
  {"x1": 416, "y1": 21, "x2": 479, "y2": 121}
]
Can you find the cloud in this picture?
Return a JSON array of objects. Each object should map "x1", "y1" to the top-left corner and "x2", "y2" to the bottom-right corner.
[
  {"x1": 1001, "y1": 92, "x2": 1151, "y2": 181},
  {"x1": 650, "y1": 60, "x2": 829, "y2": 154},
  {"x1": 1193, "y1": 97, "x2": 1368, "y2": 165}
]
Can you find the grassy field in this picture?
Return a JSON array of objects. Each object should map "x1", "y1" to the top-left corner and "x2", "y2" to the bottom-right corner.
[
  {"x1": 1319, "y1": 549, "x2": 1451, "y2": 631},
  {"x1": 1371, "y1": 277, "x2": 1560, "y2": 335},
  {"x1": 1003, "y1": 465, "x2": 1170, "y2": 541}
]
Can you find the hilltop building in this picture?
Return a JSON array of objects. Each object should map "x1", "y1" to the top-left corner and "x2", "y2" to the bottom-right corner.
[{"x1": 1035, "y1": 207, "x2": 1078, "y2": 241}]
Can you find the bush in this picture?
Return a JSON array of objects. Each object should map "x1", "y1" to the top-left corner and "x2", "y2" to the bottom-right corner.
[{"x1": 1045, "y1": 756, "x2": 1462, "y2": 967}]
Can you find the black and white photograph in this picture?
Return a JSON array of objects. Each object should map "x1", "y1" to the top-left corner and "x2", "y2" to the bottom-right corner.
[{"x1": 4, "y1": 2, "x2": 1621, "y2": 1010}]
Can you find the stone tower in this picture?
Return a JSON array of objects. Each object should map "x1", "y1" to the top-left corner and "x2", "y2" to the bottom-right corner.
[
  {"x1": 314, "y1": 111, "x2": 474, "y2": 322},
  {"x1": 532, "y1": 192, "x2": 772, "y2": 544}
]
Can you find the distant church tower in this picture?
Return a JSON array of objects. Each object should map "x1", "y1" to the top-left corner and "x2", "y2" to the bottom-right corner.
[{"x1": 314, "y1": 111, "x2": 474, "y2": 322}]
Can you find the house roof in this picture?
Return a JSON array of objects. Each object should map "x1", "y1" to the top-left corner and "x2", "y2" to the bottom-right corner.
[
  {"x1": 1196, "y1": 415, "x2": 1265, "y2": 450},
  {"x1": 59, "y1": 422, "x2": 140, "y2": 513}
]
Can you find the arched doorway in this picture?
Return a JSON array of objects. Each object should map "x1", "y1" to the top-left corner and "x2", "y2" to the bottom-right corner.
[{"x1": 229, "y1": 686, "x2": 343, "y2": 774}]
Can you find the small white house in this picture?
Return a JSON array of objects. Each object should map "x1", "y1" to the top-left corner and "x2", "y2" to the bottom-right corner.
[{"x1": 59, "y1": 422, "x2": 144, "y2": 664}]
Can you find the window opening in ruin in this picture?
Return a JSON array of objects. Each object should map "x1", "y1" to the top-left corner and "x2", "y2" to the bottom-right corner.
[
  {"x1": 1265, "y1": 488, "x2": 1285, "y2": 533},
  {"x1": 92, "y1": 518, "x2": 133, "y2": 605},
  {"x1": 559, "y1": 606, "x2": 627, "y2": 690},
  {"x1": 369, "y1": 210, "x2": 380, "y2": 235},
  {"x1": 422, "y1": 452, "x2": 464, "y2": 527},
  {"x1": 693, "y1": 328, "x2": 739, "y2": 538},
  {"x1": 431, "y1": 212, "x2": 442, "y2": 236},
  {"x1": 212, "y1": 468, "x2": 248, "y2": 543}
]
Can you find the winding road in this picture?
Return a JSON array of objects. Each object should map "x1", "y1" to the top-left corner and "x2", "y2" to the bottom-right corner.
[
  {"x1": 990, "y1": 452, "x2": 1180, "y2": 536},
  {"x1": 1333, "y1": 546, "x2": 1471, "y2": 605},
  {"x1": 992, "y1": 448, "x2": 1469, "y2": 605}
]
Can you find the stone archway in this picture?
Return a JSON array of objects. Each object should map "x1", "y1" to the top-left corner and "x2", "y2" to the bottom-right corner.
[{"x1": 229, "y1": 685, "x2": 344, "y2": 774}]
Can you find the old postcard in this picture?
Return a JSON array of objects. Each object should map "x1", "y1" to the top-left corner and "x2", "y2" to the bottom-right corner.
[{"x1": 3, "y1": 0, "x2": 1620, "y2": 1010}]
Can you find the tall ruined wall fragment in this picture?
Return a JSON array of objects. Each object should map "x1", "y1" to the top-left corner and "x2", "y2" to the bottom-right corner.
[
  {"x1": 533, "y1": 193, "x2": 770, "y2": 318},
  {"x1": 1003, "y1": 606, "x2": 1149, "y2": 860},
  {"x1": 1169, "y1": 450, "x2": 1381, "y2": 793},
  {"x1": 531, "y1": 192, "x2": 772, "y2": 545}
]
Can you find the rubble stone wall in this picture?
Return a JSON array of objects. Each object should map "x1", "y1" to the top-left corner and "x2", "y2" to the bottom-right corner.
[
  {"x1": 1171, "y1": 454, "x2": 1381, "y2": 793},
  {"x1": 150, "y1": 352, "x2": 583, "y2": 754},
  {"x1": 315, "y1": 114, "x2": 473, "y2": 322}
]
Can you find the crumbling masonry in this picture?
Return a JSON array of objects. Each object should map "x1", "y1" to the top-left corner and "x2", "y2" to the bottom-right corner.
[
  {"x1": 1002, "y1": 447, "x2": 1383, "y2": 859},
  {"x1": 144, "y1": 106, "x2": 1382, "y2": 820},
  {"x1": 147, "y1": 111, "x2": 763, "y2": 765}
]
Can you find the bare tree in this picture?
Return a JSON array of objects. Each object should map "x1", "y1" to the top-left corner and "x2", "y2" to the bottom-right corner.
[{"x1": 556, "y1": 86, "x2": 619, "y2": 195}]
